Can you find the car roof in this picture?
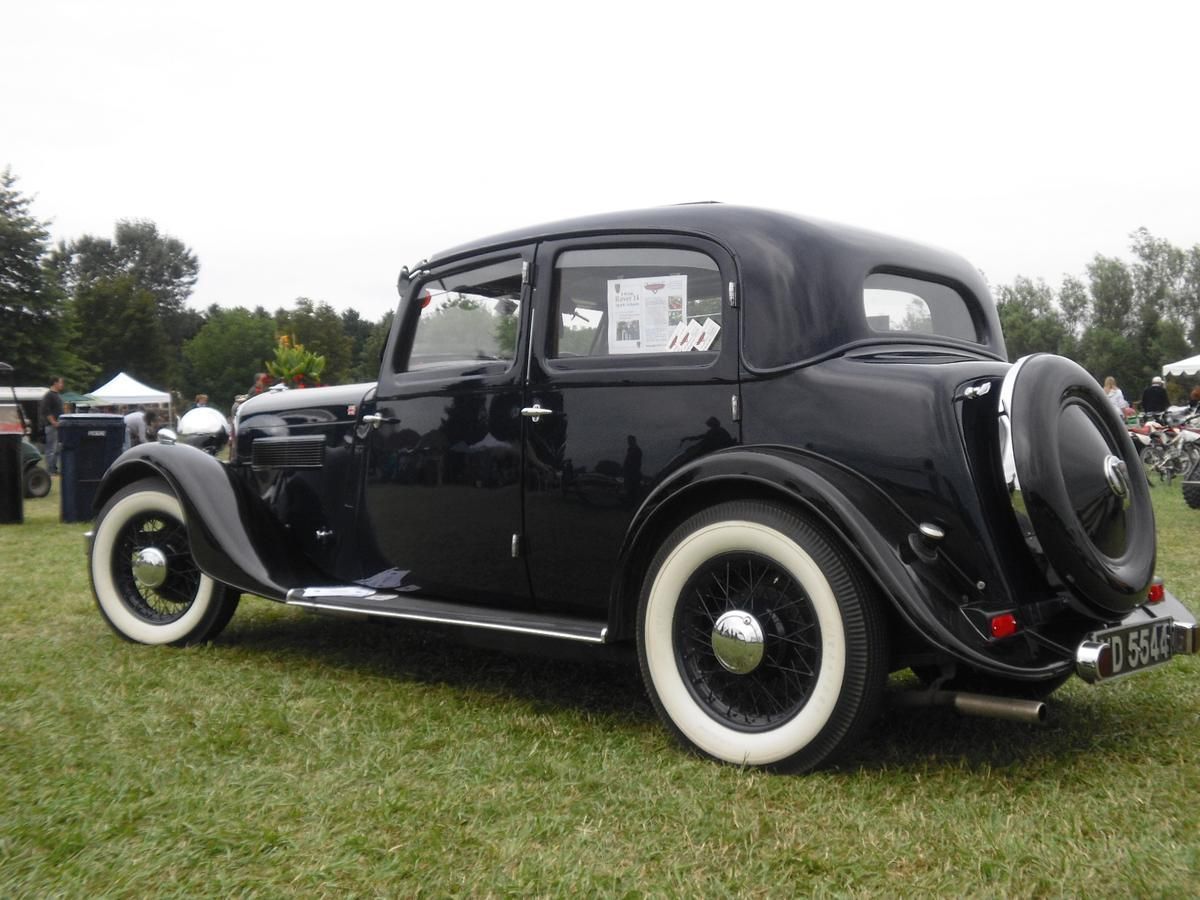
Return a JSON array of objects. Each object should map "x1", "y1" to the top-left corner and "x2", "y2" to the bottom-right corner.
[{"x1": 427, "y1": 204, "x2": 1005, "y2": 369}]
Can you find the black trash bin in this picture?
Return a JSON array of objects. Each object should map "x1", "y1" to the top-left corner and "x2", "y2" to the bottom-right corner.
[
  {"x1": 60, "y1": 414, "x2": 126, "y2": 523},
  {"x1": 0, "y1": 424, "x2": 22, "y2": 524}
]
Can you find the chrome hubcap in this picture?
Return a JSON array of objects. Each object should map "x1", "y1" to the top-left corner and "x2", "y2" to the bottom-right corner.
[
  {"x1": 131, "y1": 547, "x2": 168, "y2": 589},
  {"x1": 711, "y1": 610, "x2": 765, "y2": 674},
  {"x1": 1103, "y1": 454, "x2": 1130, "y2": 499}
]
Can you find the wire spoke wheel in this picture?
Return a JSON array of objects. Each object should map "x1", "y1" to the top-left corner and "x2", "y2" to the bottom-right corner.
[
  {"x1": 112, "y1": 511, "x2": 200, "y2": 623},
  {"x1": 637, "y1": 500, "x2": 888, "y2": 772},
  {"x1": 675, "y1": 553, "x2": 821, "y2": 730},
  {"x1": 90, "y1": 477, "x2": 239, "y2": 646}
]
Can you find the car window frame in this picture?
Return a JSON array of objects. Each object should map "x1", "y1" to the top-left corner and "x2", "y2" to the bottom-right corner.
[
  {"x1": 533, "y1": 234, "x2": 739, "y2": 380},
  {"x1": 384, "y1": 248, "x2": 534, "y2": 388}
]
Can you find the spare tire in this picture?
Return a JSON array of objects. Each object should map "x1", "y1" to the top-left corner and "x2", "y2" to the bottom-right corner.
[{"x1": 997, "y1": 354, "x2": 1154, "y2": 616}]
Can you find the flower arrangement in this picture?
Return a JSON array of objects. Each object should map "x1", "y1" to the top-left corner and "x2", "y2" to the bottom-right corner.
[{"x1": 266, "y1": 335, "x2": 326, "y2": 389}]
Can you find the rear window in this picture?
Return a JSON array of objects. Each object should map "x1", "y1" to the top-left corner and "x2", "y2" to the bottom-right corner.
[{"x1": 863, "y1": 273, "x2": 978, "y2": 343}]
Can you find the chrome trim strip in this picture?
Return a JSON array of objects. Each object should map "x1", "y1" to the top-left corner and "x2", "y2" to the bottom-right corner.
[
  {"x1": 285, "y1": 598, "x2": 608, "y2": 644},
  {"x1": 996, "y1": 354, "x2": 1034, "y2": 495},
  {"x1": 290, "y1": 586, "x2": 389, "y2": 601}
]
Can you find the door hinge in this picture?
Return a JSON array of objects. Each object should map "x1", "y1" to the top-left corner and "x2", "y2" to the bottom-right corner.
[
  {"x1": 522, "y1": 261, "x2": 531, "y2": 286},
  {"x1": 731, "y1": 393, "x2": 741, "y2": 423},
  {"x1": 728, "y1": 280, "x2": 738, "y2": 308},
  {"x1": 511, "y1": 533, "x2": 522, "y2": 558}
]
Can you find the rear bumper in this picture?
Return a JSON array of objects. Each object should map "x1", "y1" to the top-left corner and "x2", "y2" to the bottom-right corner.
[{"x1": 1075, "y1": 590, "x2": 1198, "y2": 683}]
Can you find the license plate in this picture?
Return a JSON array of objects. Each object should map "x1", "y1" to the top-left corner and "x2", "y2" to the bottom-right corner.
[{"x1": 1094, "y1": 619, "x2": 1175, "y2": 679}]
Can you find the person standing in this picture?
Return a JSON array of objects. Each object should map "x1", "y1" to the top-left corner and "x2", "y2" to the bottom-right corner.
[
  {"x1": 124, "y1": 407, "x2": 148, "y2": 449},
  {"x1": 1103, "y1": 376, "x2": 1127, "y2": 417},
  {"x1": 38, "y1": 376, "x2": 64, "y2": 475},
  {"x1": 1141, "y1": 375, "x2": 1169, "y2": 419}
]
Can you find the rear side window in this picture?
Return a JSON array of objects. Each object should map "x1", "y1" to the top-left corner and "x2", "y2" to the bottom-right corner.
[
  {"x1": 863, "y1": 273, "x2": 978, "y2": 343},
  {"x1": 551, "y1": 247, "x2": 723, "y2": 359}
]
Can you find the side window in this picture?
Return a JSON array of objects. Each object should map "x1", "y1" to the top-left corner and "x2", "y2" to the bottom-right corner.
[
  {"x1": 863, "y1": 272, "x2": 978, "y2": 343},
  {"x1": 406, "y1": 258, "x2": 524, "y2": 372},
  {"x1": 551, "y1": 247, "x2": 723, "y2": 360}
]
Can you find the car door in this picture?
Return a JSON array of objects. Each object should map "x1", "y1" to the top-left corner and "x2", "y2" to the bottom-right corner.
[
  {"x1": 362, "y1": 249, "x2": 535, "y2": 606},
  {"x1": 521, "y1": 237, "x2": 741, "y2": 617}
]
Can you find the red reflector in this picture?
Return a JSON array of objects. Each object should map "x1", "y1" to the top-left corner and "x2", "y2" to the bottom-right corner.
[
  {"x1": 1147, "y1": 578, "x2": 1165, "y2": 604},
  {"x1": 990, "y1": 613, "x2": 1019, "y2": 639},
  {"x1": 1097, "y1": 643, "x2": 1114, "y2": 679}
]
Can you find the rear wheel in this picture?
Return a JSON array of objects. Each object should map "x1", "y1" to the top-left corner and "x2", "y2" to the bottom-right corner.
[
  {"x1": 1183, "y1": 459, "x2": 1200, "y2": 509},
  {"x1": 1140, "y1": 445, "x2": 1161, "y2": 484},
  {"x1": 23, "y1": 465, "x2": 51, "y2": 498},
  {"x1": 90, "y1": 477, "x2": 239, "y2": 646},
  {"x1": 637, "y1": 500, "x2": 888, "y2": 772}
]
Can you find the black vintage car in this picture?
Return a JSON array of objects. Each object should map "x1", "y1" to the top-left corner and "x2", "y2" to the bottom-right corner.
[{"x1": 87, "y1": 205, "x2": 1198, "y2": 772}]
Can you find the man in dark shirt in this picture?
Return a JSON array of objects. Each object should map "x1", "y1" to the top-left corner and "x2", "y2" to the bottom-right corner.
[
  {"x1": 1141, "y1": 375, "x2": 1169, "y2": 419},
  {"x1": 39, "y1": 376, "x2": 65, "y2": 475}
]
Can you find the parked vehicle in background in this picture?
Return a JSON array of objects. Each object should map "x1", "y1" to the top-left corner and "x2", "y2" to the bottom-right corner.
[
  {"x1": 1182, "y1": 460, "x2": 1200, "y2": 509},
  {"x1": 1130, "y1": 416, "x2": 1200, "y2": 485},
  {"x1": 21, "y1": 439, "x2": 51, "y2": 498},
  {"x1": 84, "y1": 205, "x2": 1199, "y2": 772},
  {"x1": 10, "y1": 388, "x2": 45, "y2": 441}
]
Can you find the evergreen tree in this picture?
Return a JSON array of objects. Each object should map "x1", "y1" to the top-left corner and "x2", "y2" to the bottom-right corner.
[{"x1": 0, "y1": 168, "x2": 71, "y2": 384}]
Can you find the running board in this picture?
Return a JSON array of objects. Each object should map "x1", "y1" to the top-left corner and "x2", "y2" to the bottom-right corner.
[{"x1": 285, "y1": 587, "x2": 608, "y2": 644}]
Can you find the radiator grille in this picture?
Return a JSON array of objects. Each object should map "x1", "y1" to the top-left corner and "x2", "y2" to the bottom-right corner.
[{"x1": 251, "y1": 436, "x2": 326, "y2": 469}]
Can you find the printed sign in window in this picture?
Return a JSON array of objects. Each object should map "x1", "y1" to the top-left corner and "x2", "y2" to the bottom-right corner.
[{"x1": 608, "y1": 276, "x2": 688, "y2": 354}]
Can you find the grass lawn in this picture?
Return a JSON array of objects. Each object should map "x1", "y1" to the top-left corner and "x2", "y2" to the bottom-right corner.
[{"x1": 2, "y1": 485, "x2": 1198, "y2": 896}]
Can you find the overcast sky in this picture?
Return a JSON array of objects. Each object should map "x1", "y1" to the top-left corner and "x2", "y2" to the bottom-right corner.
[{"x1": 5, "y1": 1, "x2": 1198, "y2": 322}]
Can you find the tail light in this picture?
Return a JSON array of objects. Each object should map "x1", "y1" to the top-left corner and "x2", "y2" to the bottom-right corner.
[
  {"x1": 1147, "y1": 577, "x2": 1165, "y2": 604},
  {"x1": 990, "y1": 613, "x2": 1019, "y2": 639}
]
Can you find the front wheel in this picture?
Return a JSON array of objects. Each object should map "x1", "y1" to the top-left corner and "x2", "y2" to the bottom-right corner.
[
  {"x1": 89, "y1": 477, "x2": 239, "y2": 646},
  {"x1": 637, "y1": 500, "x2": 889, "y2": 772}
]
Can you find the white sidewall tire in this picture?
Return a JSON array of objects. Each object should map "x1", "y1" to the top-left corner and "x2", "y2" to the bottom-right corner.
[
  {"x1": 91, "y1": 486, "x2": 217, "y2": 645},
  {"x1": 642, "y1": 519, "x2": 847, "y2": 767}
]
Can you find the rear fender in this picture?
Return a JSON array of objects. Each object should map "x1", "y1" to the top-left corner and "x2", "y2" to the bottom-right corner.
[
  {"x1": 93, "y1": 443, "x2": 328, "y2": 600},
  {"x1": 611, "y1": 446, "x2": 1063, "y2": 679}
]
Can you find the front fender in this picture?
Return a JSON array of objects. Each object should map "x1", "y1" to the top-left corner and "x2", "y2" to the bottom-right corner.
[
  {"x1": 612, "y1": 446, "x2": 1066, "y2": 680},
  {"x1": 94, "y1": 443, "x2": 329, "y2": 600}
]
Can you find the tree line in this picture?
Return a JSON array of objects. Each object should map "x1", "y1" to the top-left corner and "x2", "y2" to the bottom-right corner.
[
  {"x1": 1, "y1": 168, "x2": 393, "y2": 412},
  {"x1": 5, "y1": 165, "x2": 1200, "y2": 411},
  {"x1": 995, "y1": 229, "x2": 1200, "y2": 405}
]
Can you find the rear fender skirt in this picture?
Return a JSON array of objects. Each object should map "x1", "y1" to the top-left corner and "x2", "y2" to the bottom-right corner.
[
  {"x1": 93, "y1": 443, "x2": 328, "y2": 600},
  {"x1": 612, "y1": 446, "x2": 1066, "y2": 680}
]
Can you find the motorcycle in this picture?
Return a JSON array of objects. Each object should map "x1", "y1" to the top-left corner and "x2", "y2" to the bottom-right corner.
[{"x1": 1129, "y1": 416, "x2": 1200, "y2": 485}]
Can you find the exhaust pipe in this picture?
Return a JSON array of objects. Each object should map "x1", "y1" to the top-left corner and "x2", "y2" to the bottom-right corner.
[{"x1": 893, "y1": 689, "x2": 1047, "y2": 724}]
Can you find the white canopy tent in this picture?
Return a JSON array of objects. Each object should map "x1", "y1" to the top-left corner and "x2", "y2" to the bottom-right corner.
[
  {"x1": 1162, "y1": 355, "x2": 1200, "y2": 377},
  {"x1": 89, "y1": 372, "x2": 172, "y2": 418}
]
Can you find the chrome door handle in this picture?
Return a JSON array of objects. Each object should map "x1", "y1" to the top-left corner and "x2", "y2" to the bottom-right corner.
[
  {"x1": 521, "y1": 405, "x2": 555, "y2": 422},
  {"x1": 362, "y1": 413, "x2": 385, "y2": 429}
]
